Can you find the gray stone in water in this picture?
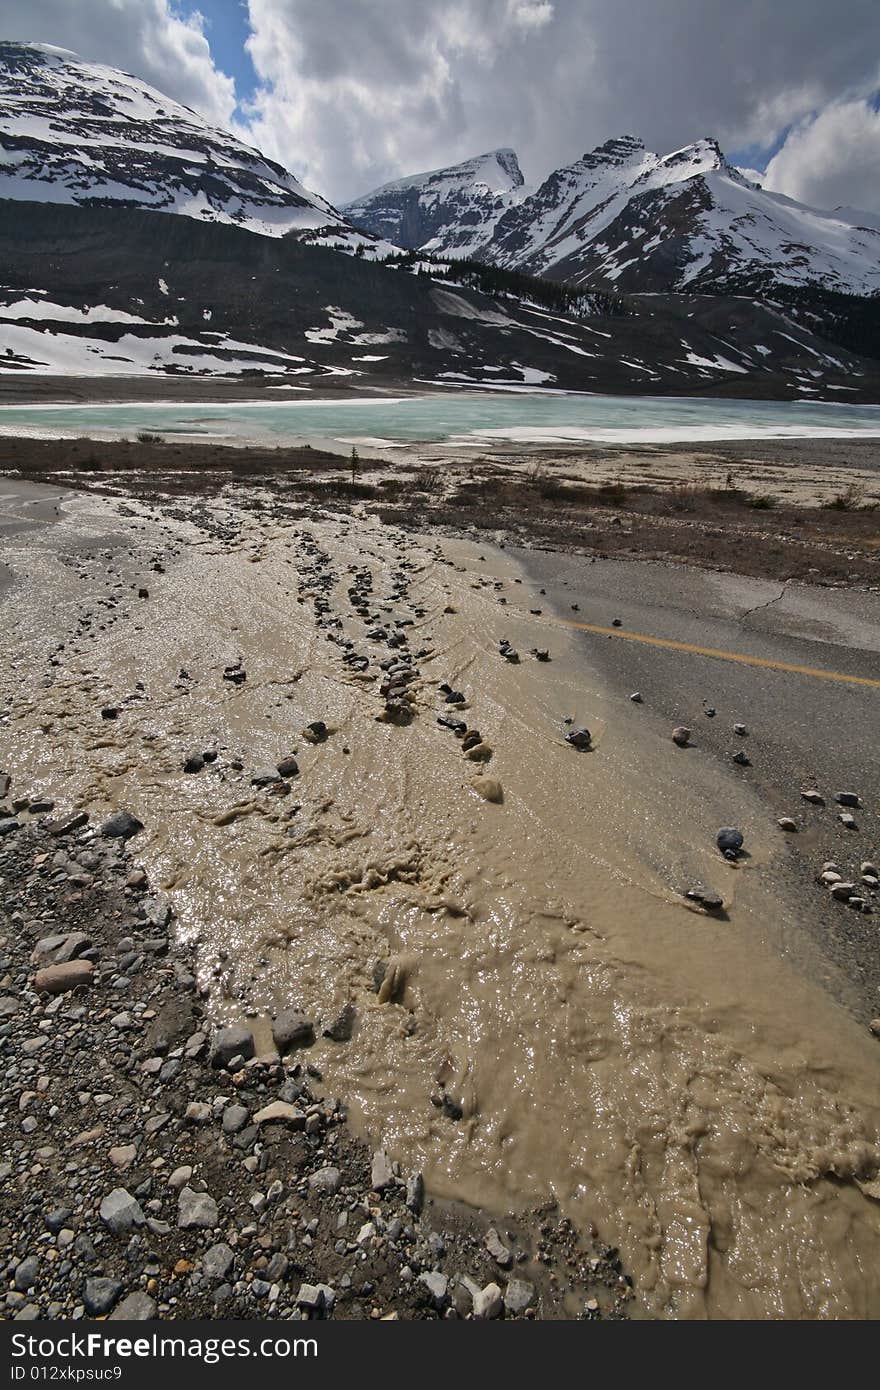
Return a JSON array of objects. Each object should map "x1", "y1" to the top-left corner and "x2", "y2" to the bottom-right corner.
[
  {"x1": 271, "y1": 1007, "x2": 314, "y2": 1053},
  {"x1": 405, "y1": 1172, "x2": 424, "y2": 1215},
  {"x1": 209, "y1": 1024, "x2": 255, "y2": 1068},
  {"x1": 836, "y1": 792, "x2": 861, "y2": 807},
  {"x1": 716, "y1": 827, "x2": 744, "y2": 860},
  {"x1": 101, "y1": 811, "x2": 143, "y2": 840},
  {"x1": 322, "y1": 1003, "x2": 356, "y2": 1042}
]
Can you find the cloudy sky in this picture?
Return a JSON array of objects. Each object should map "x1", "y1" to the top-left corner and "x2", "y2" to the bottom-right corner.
[{"x1": 6, "y1": 0, "x2": 880, "y2": 211}]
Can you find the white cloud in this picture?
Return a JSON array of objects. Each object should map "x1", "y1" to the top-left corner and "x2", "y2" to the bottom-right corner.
[
  {"x1": 4, "y1": 0, "x2": 879, "y2": 211},
  {"x1": 9, "y1": 0, "x2": 237, "y2": 129},
  {"x1": 763, "y1": 99, "x2": 880, "y2": 214}
]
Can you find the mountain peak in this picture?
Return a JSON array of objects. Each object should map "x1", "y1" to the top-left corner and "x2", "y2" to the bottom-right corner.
[{"x1": 0, "y1": 40, "x2": 342, "y2": 239}]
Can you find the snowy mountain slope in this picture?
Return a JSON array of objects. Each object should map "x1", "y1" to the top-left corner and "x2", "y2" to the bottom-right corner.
[
  {"x1": 0, "y1": 40, "x2": 347, "y2": 241},
  {"x1": 2, "y1": 199, "x2": 878, "y2": 401},
  {"x1": 343, "y1": 149, "x2": 528, "y2": 258},
  {"x1": 359, "y1": 135, "x2": 880, "y2": 301}
]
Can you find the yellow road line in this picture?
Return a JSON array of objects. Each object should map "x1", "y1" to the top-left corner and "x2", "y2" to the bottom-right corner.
[{"x1": 557, "y1": 618, "x2": 880, "y2": 688}]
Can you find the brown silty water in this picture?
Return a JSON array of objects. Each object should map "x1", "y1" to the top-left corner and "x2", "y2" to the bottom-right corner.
[{"x1": 1, "y1": 482, "x2": 879, "y2": 1319}]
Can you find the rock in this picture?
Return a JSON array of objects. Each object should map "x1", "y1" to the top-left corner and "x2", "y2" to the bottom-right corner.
[
  {"x1": 168, "y1": 1166, "x2": 193, "y2": 1189},
  {"x1": 732, "y1": 751, "x2": 751, "y2": 766},
  {"x1": 302, "y1": 721, "x2": 328, "y2": 744},
  {"x1": 869, "y1": 1019, "x2": 880, "y2": 1038},
  {"x1": 861, "y1": 861, "x2": 878, "y2": 877},
  {"x1": 471, "y1": 775, "x2": 503, "y2": 803},
  {"x1": 565, "y1": 727, "x2": 591, "y2": 750},
  {"x1": 322, "y1": 1003, "x2": 356, "y2": 1042},
  {"x1": 277, "y1": 756, "x2": 299, "y2": 778},
  {"x1": 108, "y1": 1145, "x2": 137, "y2": 1169},
  {"x1": 209, "y1": 1024, "x2": 255, "y2": 1068},
  {"x1": 419, "y1": 1271, "x2": 449, "y2": 1307},
  {"x1": 34, "y1": 960, "x2": 94, "y2": 994},
  {"x1": 177, "y1": 1187, "x2": 218, "y2": 1230},
  {"x1": 371, "y1": 1148, "x2": 395, "y2": 1191},
  {"x1": 672, "y1": 726, "x2": 691, "y2": 746},
  {"x1": 472, "y1": 1282, "x2": 504, "y2": 1319},
  {"x1": 271, "y1": 1008, "x2": 314, "y2": 1053},
  {"x1": 202, "y1": 1244, "x2": 235, "y2": 1282},
  {"x1": 504, "y1": 1278, "x2": 536, "y2": 1315},
  {"x1": 777, "y1": 818, "x2": 798, "y2": 832},
  {"x1": 835, "y1": 792, "x2": 861, "y2": 807},
  {"x1": 83, "y1": 1277, "x2": 123, "y2": 1317},
  {"x1": 685, "y1": 884, "x2": 724, "y2": 911},
  {"x1": 185, "y1": 1101, "x2": 211, "y2": 1124},
  {"x1": 0, "y1": 818, "x2": 21, "y2": 837},
  {"x1": 405, "y1": 1172, "x2": 424, "y2": 1215},
  {"x1": 183, "y1": 755, "x2": 205, "y2": 774},
  {"x1": 250, "y1": 767, "x2": 281, "y2": 787},
  {"x1": 253, "y1": 1101, "x2": 305, "y2": 1128},
  {"x1": 99, "y1": 1188, "x2": 145, "y2": 1234},
  {"x1": 831, "y1": 882, "x2": 855, "y2": 901},
  {"x1": 222, "y1": 1104, "x2": 249, "y2": 1135},
  {"x1": 630, "y1": 692, "x2": 643, "y2": 703},
  {"x1": 801, "y1": 789, "x2": 824, "y2": 805},
  {"x1": 14, "y1": 1256, "x2": 39, "y2": 1292},
  {"x1": 485, "y1": 1227, "x2": 513, "y2": 1269},
  {"x1": 48, "y1": 811, "x2": 89, "y2": 836},
  {"x1": 101, "y1": 810, "x2": 144, "y2": 840},
  {"x1": 839, "y1": 812, "x2": 857, "y2": 829},
  {"x1": 465, "y1": 742, "x2": 493, "y2": 762},
  {"x1": 308, "y1": 1166, "x2": 342, "y2": 1196},
  {"x1": 109, "y1": 1292, "x2": 156, "y2": 1320},
  {"x1": 296, "y1": 1283, "x2": 334, "y2": 1313},
  {"x1": 716, "y1": 827, "x2": 744, "y2": 860},
  {"x1": 733, "y1": 723, "x2": 748, "y2": 736}
]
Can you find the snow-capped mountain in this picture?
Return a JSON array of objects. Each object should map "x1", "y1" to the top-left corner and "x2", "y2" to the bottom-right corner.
[
  {"x1": 356, "y1": 135, "x2": 880, "y2": 301},
  {"x1": 0, "y1": 40, "x2": 346, "y2": 240},
  {"x1": 482, "y1": 136, "x2": 880, "y2": 297},
  {"x1": 343, "y1": 149, "x2": 528, "y2": 259}
]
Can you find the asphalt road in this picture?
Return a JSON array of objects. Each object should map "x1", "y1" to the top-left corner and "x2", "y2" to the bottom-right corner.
[{"x1": 513, "y1": 546, "x2": 880, "y2": 1021}]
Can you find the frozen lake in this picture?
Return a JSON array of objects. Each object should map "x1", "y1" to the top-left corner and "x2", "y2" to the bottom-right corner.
[{"x1": 2, "y1": 390, "x2": 880, "y2": 446}]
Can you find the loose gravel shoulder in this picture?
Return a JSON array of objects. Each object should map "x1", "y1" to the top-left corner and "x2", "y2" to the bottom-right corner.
[{"x1": 0, "y1": 810, "x2": 633, "y2": 1322}]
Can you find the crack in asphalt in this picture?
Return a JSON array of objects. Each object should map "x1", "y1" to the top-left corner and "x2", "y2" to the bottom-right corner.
[{"x1": 739, "y1": 580, "x2": 789, "y2": 622}]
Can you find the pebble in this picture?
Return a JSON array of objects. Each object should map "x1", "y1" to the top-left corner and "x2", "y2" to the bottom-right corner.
[
  {"x1": 109, "y1": 1292, "x2": 157, "y2": 1321},
  {"x1": 371, "y1": 1148, "x2": 395, "y2": 1191},
  {"x1": 484, "y1": 1227, "x2": 514, "y2": 1269},
  {"x1": 271, "y1": 1007, "x2": 315, "y2": 1053},
  {"x1": 716, "y1": 827, "x2": 744, "y2": 860},
  {"x1": 471, "y1": 775, "x2": 503, "y2": 803},
  {"x1": 209, "y1": 1024, "x2": 255, "y2": 1068},
  {"x1": 472, "y1": 1282, "x2": 504, "y2": 1319},
  {"x1": 33, "y1": 959, "x2": 94, "y2": 994},
  {"x1": 777, "y1": 818, "x2": 798, "y2": 832},
  {"x1": 99, "y1": 1188, "x2": 145, "y2": 1234},
  {"x1": 672, "y1": 726, "x2": 691, "y2": 746},
  {"x1": 83, "y1": 1277, "x2": 123, "y2": 1317},
  {"x1": 100, "y1": 811, "x2": 144, "y2": 840},
  {"x1": 202, "y1": 1244, "x2": 235, "y2": 1282},
  {"x1": 504, "y1": 1278, "x2": 536, "y2": 1315}
]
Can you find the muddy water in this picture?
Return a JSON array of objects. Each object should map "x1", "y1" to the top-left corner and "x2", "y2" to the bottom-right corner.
[{"x1": 1, "y1": 482, "x2": 879, "y2": 1319}]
